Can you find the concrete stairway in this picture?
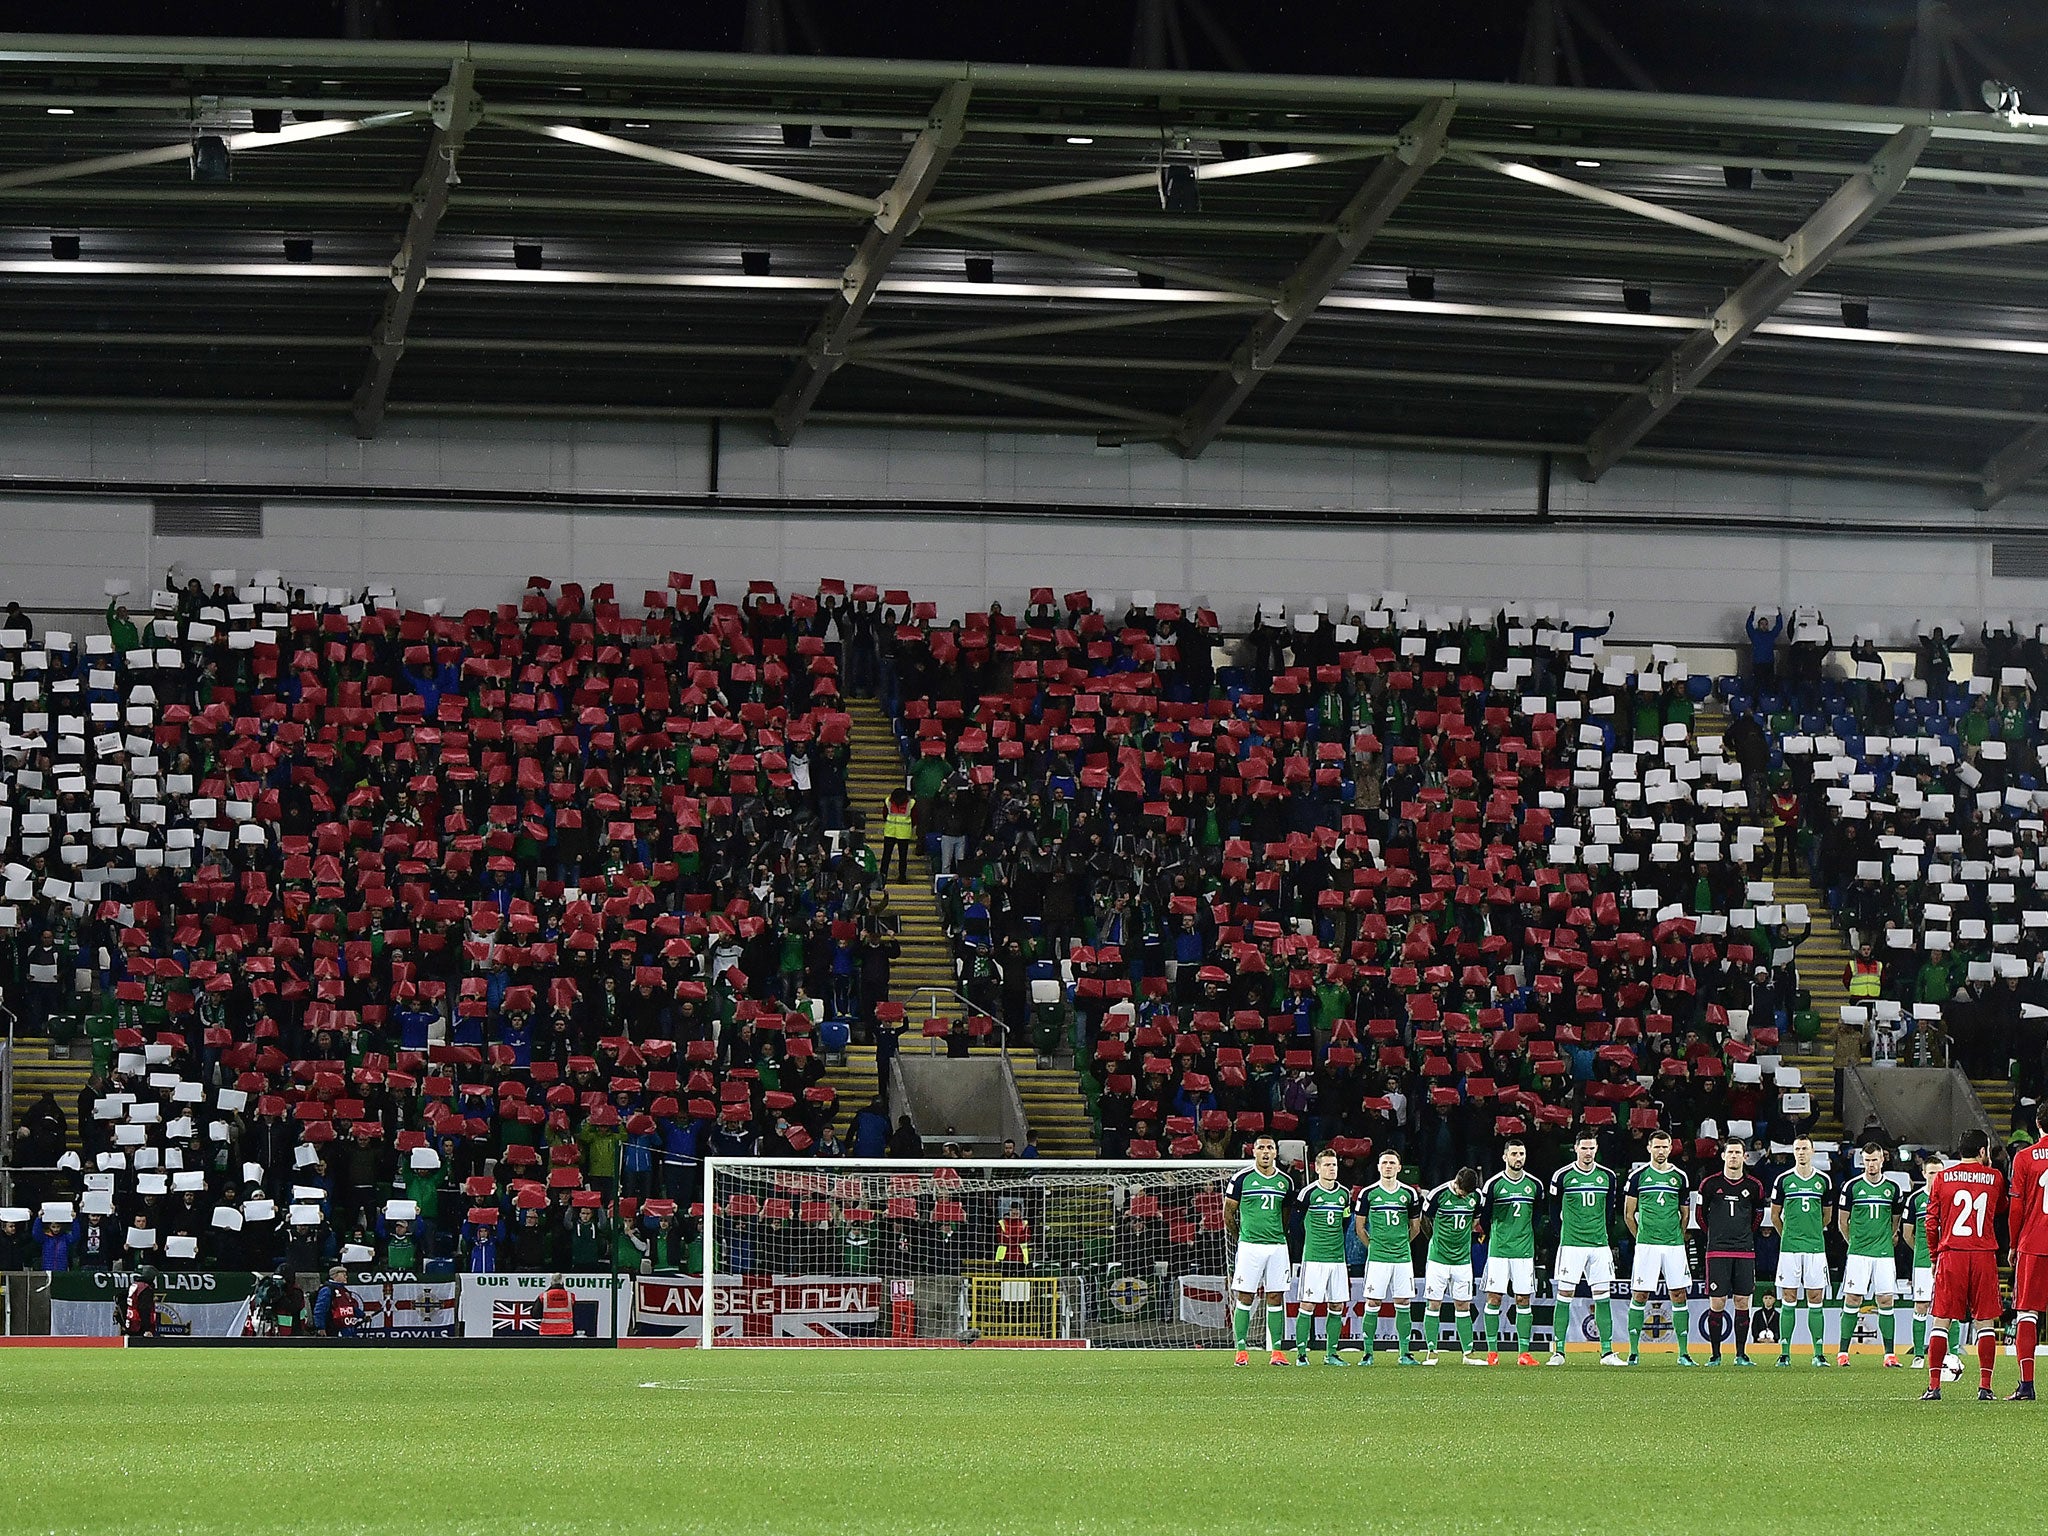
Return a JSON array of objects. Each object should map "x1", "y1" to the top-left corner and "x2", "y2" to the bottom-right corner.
[
  {"x1": 820, "y1": 1042, "x2": 1098, "y2": 1157},
  {"x1": 1697, "y1": 695, "x2": 2015, "y2": 1138},
  {"x1": 840, "y1": 696, "x2": 1098, "y2": 1156},
  {"x1": 8, "y1": 1039, "x2": 93, "y2": 1151},
  {"x1": 1697, "y1": 697, "x2": 1850, "y2": 1135},
  {"x1": 843, "y1": 697, "x2": 959, "y2": 1024}
]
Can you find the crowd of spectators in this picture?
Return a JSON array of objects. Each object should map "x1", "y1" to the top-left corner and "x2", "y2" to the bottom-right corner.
[
  {"x1": 8, "y1": 569, "x2": 2046, "y2": 1288},
  {"x1": 0, "y1": 570, "x2": 958, "y2": 1273}
]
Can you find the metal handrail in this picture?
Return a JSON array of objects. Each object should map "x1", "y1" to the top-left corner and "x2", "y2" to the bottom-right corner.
[{"x1": 907, "y1": 985, "x2": 1008, "y2": 1058}]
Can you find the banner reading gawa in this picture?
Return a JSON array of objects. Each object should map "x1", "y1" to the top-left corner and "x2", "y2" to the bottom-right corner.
[
  {"x1": 52, "y1": 1270, "x2": 258, "y2": 1337},
  {"x1": 457, "y1": 1272, "x2": 629, "y2": 1338},
  {"x1": 343, "y1": 1269, "x2": 458, "y2": 1337},
  {"x1": 632, "y1": 1273, "x2": 884, "y2": 1339}
]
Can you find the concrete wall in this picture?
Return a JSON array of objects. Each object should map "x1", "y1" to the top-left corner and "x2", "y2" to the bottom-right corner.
[{"x1": 2, "y1": 410, "x2": 2044, "y2": 644}]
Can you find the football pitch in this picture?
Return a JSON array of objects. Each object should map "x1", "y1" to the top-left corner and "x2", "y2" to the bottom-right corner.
[{"x1": 5, "y1": 1347, "x2": 2045, "y2": 1535}]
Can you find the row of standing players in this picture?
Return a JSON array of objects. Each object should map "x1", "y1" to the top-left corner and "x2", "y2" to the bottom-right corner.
[{"x1": 1220, "y1": 1116, "x2": 2048, "y2": 1402}]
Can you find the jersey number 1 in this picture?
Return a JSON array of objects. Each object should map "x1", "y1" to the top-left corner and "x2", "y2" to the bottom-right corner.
[{"x1": 1949, "y1": 1189, "x2": 1988, "y2": 1239}]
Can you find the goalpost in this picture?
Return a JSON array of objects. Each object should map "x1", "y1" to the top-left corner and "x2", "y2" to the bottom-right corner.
[{"x1": 700, "y1": 1158, "x2": 1248, "y2": 1348}]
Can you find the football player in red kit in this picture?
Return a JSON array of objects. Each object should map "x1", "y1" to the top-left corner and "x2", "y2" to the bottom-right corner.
[
  {"x1": 1921, "y1": 1130, "x2": 2006, "y2": 1402},
  {"x1": 2006, "y1": 1101, "x2": 2048, "y2": 1403}
]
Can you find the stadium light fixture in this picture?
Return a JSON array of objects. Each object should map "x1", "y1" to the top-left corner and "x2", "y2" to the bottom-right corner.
[
  {"x1": 1158, "y1": 162, "x2": 1199, "y2": 214},
  {"x1": 190, "y1": 134, "x2": 231, "y2": 184},
  {"x1": 1983, "y1": 80, "x2": 2023, "y2": 117},
  {"x1": 45, "y1": 107, "x2": 72, "y2": 116},
  {"x1": 1066, "y1": 136, "x2": 1094, "y2": 145}
]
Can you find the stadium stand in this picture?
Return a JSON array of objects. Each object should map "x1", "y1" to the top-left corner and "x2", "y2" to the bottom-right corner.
[{"x1": 0, "y1": 571, "x2": 2035, "y2": 1282}]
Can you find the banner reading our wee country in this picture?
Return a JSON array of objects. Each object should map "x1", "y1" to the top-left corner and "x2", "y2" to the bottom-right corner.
[{"x1": 457, "y1": 1272, "x2": 629, "y2": 1338}]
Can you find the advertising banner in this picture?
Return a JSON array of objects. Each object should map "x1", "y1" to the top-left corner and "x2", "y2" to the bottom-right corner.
[
  {"x1": 632, "y1": 1274, "x2": 883, "y2": 1340},
  {"x1": 51, "y1": 1270, "x2": 257, "y2": 1337},
  {"x1": 457, "y1": 1271, "x2": 627, "y2": 1338},
  {"x1": 342, "y1": 1269, "x2": 458, "y2": 1337}
]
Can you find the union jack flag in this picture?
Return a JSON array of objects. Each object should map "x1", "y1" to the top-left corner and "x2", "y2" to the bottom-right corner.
[{"x1": 491, "y1": 1300, "x2": 538, "y2": 1334}]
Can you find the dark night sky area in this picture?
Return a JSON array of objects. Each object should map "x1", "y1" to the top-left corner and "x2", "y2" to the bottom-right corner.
[{"x1": 26, "y1": 1, "x2": 2048, "y2": 107}]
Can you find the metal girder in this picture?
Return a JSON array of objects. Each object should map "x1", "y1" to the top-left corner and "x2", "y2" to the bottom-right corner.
[
  {"x1": 0, "y1": 110, "x2": 419, "y2": 193},
  {"x1": 1581, "y1": 123, "x2": 1930, "y2": 481},
  {"x1": 351, "y1": 62, "x2": 480, "y2": 439},
  {"x1": 851, "y1": 303, "x2": 1265, "y2": 357},
  {"x1": 921, "y1": 219, "x2": 1275, "y2": 300},
  {"x1": 921, "y1": 146, "x2": 1384, "y2": 220},
  {"x1": 849, "y1": 356, "x2": 1172, "y2": 427},
  {"x1": 1975, "y1": 422, "x2": 2048, "y2": 508},
  {"x1": 1171, "y1": 101, "x2": 1454, "y2": 459},
  {"x1": 768, "y1": 82, "x2": 972, "y2": 446},
  {"x1": 1448, "y1": 150, "x2": 1786, "y2": 256},
  {"x1": 487, "y1": 117, "x2": 882, "y2": 216}
]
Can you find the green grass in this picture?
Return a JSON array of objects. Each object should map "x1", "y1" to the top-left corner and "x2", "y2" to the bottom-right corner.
[{"x1": 3, "y1": 1347, "x2": 2043, "y2": 1534}]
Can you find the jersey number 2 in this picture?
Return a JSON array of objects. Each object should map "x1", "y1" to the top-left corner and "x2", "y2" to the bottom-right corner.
[{"x1": 1949, "y1": 1189, "x2": 1988, "y2": 1238}]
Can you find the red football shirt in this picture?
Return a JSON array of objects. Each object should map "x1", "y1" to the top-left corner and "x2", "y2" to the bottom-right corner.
[
  {"x1": 2009, "y1": 1138, "x2": 2048, "y2": 1257},
  {"x1": 1927, "y1": 1161, "x2": 2006, "y2": 1257}
]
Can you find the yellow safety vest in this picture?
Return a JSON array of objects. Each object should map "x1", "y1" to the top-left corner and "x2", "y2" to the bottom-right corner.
[
  {"x1": 884, "y1": 805, "x2": 914, "y2": 841},
  {"x1": 1847, "y1": 963, "x2": 1882, "y2": 998}
]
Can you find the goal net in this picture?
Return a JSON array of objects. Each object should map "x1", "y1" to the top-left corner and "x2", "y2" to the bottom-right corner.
[{"x1": 700, "y1": 1158, "x2": 1247, "y2": 1348}]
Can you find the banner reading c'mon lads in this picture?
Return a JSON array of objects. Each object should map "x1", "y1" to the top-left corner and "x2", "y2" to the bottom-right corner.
[{"x1": 51, "y1": 1270, "x2": 257, "y2": 1336}]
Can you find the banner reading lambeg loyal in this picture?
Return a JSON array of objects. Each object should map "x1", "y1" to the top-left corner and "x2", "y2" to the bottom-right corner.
[
  {"x1": 632, "y1": 1274, "x2": 883, "y2": 1339},
  {"x1": 51, "y1": 1270, "x2": 258, "y2": 1336}
]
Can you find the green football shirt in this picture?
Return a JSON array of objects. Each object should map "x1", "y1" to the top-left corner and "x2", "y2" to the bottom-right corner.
[
  {"x1": 1839, "y1": 1175, "x2": 1902, "y2": 1259},
  {"x1": 1550, "y1": 1164, "x2": 1616, "y2": 1248},
  {"x1": 1360, "y1": 1181, "x2": 1421, "y2": 1263},
  {"x1": 1907, "y1": 1185, "x2": 1931, "y2": 1269},
  {"x1": 1773, "y1": 1169, "x2": 1831, "y2": 1254},
  {"x1": 1482, "y1": 1171, "x2": 1541, "y2": 1260},
  {"x1": 1293, "y1": 1181, "x2": 1354, "y2": 1265},
  {"x1": 1227, "y1": 1167, "x2": 1294, "y2": 1246},
  {"x1": 1625, "y1": 1162, "x2": 1690, "y2": 1247},
  {"x1": 1425, "y1": 1185, "x2": 1480, "y2": 1266}
]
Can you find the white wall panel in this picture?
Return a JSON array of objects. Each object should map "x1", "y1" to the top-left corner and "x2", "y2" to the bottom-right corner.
[{"x1": 1, "y1": 408, "x2": 2047, "y2": 644}]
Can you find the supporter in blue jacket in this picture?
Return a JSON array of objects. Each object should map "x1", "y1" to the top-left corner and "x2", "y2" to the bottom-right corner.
[
  {"x1": 1746, "y1": 607, "x2": 1783, "y2": 685},
  {"x1": 33, "y1": 1215, "x2": 77, "y2": 1271}
]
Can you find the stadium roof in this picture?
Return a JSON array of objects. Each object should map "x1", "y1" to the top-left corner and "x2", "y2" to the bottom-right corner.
[{"x1": 8, "y1": 35, "x2": 2048, "y2": 503}]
